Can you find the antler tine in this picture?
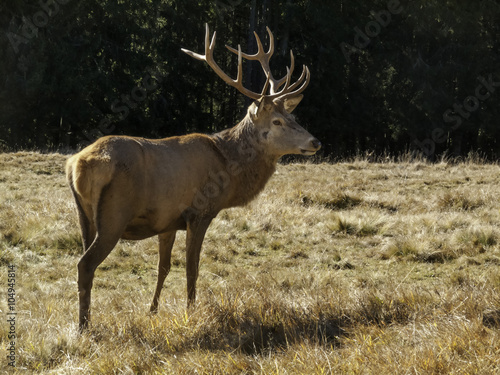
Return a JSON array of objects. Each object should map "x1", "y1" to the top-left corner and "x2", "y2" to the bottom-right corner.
[
  {"x1": 271, "y1": 67, "x2": 292, "y2": 97},
  {"x1": 207, "y1": 24, "x2": 216, "y2": 54},
  {"x1": 260, "y1": 72, "x2": 271, "y2": 97},
  {"x1": 278, "y1": 66, "x2": 311, "y2": 101},
  {"x1": 226, "y1": 28, "x2": 306, "y2": 98},
  {"x1": 182, "y1": 23, "x2": 262, "y2": 100},
  {"x1": 225, "y1": 28, "x2": 272, "y2": 61},
  {"x1": 226, "y1": 26, "x2": 283, "y2": 93},
  {"x1": 236, "y1": 45, "x2": 244, "y2": 87},
  {"x1": 274, "y1": 50, "x2": 295, "y2": 89},
  {"x1": 181, "y1": 23, "x2": 212, "y2": 61},
  {"x1": 182, "y1": 24, "x2": 309, "y2": 101},
  {"x1": 266, "y1": 27, "x2": 275, "y2": 55},
  {"x1": 284, "y1": 63, "x2": 307, "y2": 92}
]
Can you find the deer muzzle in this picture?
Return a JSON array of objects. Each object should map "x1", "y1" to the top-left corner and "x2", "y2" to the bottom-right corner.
[{"x1": 301, "y1": 137, "x2": 322, "y2": 155}]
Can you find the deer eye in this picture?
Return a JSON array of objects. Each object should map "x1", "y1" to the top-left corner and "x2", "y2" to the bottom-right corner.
[{"x1": 272, "y1": 119, "x2": 282, "y2": 126}]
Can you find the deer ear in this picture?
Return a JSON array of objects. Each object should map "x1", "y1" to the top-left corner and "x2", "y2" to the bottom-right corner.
[
  {"x1": 250, "y1": 97, "x2": 274, "y2": 120},
  {"x1": 249, "y1": 101, "x2": 259, "y2": 119},
  {"x1": 281, "y1": 95, "x2": 303, "y2": 113}
]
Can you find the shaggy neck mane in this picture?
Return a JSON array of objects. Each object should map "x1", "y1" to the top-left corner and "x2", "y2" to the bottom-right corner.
[{"x1": 212, "y1": 115, "x2": 278, "y2": 207}]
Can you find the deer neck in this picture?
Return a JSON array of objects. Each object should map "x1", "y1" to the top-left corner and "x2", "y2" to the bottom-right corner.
[{"x1": 213, "y1": 117, "x2": 278, "y2": 207}]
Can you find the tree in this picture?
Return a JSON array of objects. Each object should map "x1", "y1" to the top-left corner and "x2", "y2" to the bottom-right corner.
[{"x1": 0, "y1": 0, "x2": 499, "y2": 159}]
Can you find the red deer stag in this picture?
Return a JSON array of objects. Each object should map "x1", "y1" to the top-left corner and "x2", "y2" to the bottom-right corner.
[{"x1": 66, "y1": 24, "x2": 321, "y2": 330}]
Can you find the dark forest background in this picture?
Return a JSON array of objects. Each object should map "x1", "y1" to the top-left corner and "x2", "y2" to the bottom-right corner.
[{"x1": 1, "y1": 0, "x2": 499, "y2": 159}]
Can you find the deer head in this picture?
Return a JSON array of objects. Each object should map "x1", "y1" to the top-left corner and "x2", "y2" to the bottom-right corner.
[{"x1": 182, "y1": 24, "x2": 321, "y2": 158}]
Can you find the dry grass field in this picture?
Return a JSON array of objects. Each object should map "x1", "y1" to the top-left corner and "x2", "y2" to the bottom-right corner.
[{"x1": 1, "y1": 151, "x2": 500, "y2": 374}]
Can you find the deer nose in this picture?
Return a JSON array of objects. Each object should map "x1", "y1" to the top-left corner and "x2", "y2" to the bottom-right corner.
[{"x1": 311, "y1": 138, "x2": 321, "y2": 150}]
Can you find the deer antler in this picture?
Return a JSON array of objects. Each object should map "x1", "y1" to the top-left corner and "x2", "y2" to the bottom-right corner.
[{"x1": 181, "y1": 24, "x2": 310, "y2": 101}]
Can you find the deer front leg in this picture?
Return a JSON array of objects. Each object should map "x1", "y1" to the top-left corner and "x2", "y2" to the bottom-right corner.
[
  {"x1": 150, "y1": 231, "x2": 177, "y2": 313},
  {"x1": 185, "y1": 218, "x2": 212, "y2": 306}
]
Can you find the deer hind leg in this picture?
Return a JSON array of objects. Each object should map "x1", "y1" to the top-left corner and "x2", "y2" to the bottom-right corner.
[
  {"x1": 78, "y1": 233, "x2": 121, "y2": 330},
  {"x1": 77, "y1": 186, "x2": 132, "y2": 331},
  {"x1": 70, "y1": 187, "x2": 96, "y2": 252},
  {"x1": 150, "y1": 231, "x2": 177, "y2": 313},
  {"x1": 77, "y1": 204, "x2": 96, "y2": 253},
  {"x1": 185, "y1": 218, "x2": 212, "y2": 306}
]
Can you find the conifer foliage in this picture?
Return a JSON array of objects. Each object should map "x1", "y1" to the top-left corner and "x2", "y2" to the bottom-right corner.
[{"x1": 1, "y1": 1, "x2": 499, "y2": 158}]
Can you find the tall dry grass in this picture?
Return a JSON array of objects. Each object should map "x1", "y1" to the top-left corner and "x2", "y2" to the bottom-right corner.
[{"x1": 0, "y1": 152, "x2": 499, "y2": 374}]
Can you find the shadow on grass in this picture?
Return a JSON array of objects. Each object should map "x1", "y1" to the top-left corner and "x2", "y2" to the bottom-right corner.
[
  {"x1": 483, "y1": 310, "x2": 500, "y2": 329},
  {"x1": 208, "y1": 315, "x2": 349, "y2": 355}
]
